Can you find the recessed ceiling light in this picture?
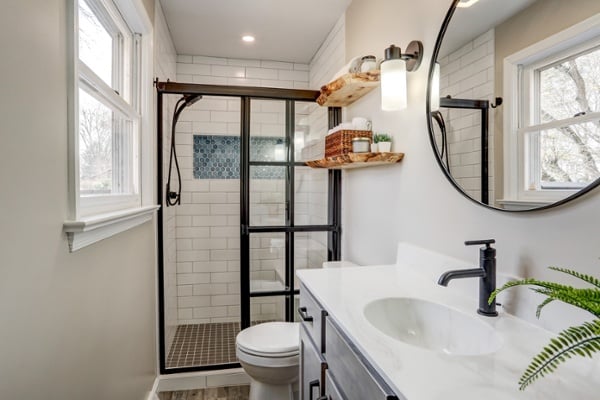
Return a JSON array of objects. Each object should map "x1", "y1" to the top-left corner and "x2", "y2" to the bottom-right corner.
[
  {"x1": 242, "y1": 35, "x2": 255, "y2": 43},
  {"x1": 457, "y1": 0, "x2": 480, "y2": 8}
]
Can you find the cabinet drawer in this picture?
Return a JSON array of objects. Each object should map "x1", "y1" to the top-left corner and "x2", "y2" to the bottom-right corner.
[
  {"x1": 300, "y1": 324, "x2": 327, "y2": 400},
  {"x1": 325, "y1": 370, "x2": 345, "y2": 400},
  {"x1": 299, "y1": 283, "x2": 327, "y2": 353},
  {"x1": 325, "y1": 318, "x2": 399, "y2": 400}
]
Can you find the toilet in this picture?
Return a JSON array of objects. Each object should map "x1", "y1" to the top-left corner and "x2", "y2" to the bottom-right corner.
[{"x1": 236, "y1": 322, "x2": 300, "y2": 400}]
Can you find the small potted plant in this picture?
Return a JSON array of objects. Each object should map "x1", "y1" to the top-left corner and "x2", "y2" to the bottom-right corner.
[{"x1": 374, "y1": 133, "x2": 392, "y2": 152}]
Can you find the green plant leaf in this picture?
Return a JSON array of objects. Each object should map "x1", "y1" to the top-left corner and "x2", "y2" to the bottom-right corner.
[
  {"x1": 490, "y1": 278, "x2": 582, "y2": 304},
  {"x1": 519, "y1": 320, "x2": 600, "y2": 390},
  {"x1": 536, "y1": 297, "x2": 555, "y2": 319},
  {"x1": 549, "y1": 267, "x2": 600, "y2": 289},
  {"x1": 529, "y1": 287, "x2": 600, "y2": 317}
]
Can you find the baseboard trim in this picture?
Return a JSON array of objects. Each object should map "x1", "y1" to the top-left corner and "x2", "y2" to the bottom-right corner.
[{"x1": 156, "y1": 368, "x2": 250, "y2": 393}]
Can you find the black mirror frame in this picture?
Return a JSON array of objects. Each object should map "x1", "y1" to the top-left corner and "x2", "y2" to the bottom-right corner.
[{"x1": 426, "y1": 0, "x2": 600, "y2": 213}]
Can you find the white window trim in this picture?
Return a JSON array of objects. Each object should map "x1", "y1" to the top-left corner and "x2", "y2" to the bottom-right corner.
[
  {"x1": 64, "y1": 0, "x2": 157, "y2": 252},
  {"x1": 502, "y1": 13, "x2": 600, "y2": 206}
]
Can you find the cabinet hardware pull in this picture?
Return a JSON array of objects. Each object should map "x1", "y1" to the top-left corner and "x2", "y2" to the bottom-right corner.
[
  {"x1": 309, "y1": 379, "x2": 320, "y2": 400},
  {"x1": 298, "y1": 306, "x2": 314, "y2": 322}
]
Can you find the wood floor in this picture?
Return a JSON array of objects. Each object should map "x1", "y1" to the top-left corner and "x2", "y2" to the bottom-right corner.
[{"x1": 158, "y1": 385, "x2": 250, "y2": 400}]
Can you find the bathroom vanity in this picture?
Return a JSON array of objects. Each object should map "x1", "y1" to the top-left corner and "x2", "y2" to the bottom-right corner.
[
  {"x1": 297, "y1": 244, "x2": 600, "y2": 400},
  {"x1": 299, "y1": 283, "x2": 398, "y2": 400}
]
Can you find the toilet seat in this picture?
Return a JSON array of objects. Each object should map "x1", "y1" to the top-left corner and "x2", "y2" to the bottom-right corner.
[
  {"x1": 236, "y1": 322, "x2": 300, "y2": 359},
  {"x1": 235, "y1": 322, "x2": 300, "y2": 400},
  {"x1": 237, "y1": 346, "x2": 299, "y2": 368}
]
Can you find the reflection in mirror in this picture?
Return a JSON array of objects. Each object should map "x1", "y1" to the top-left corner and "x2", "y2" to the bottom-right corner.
[{"x1": 430, "y1": 0, "x2": 600, "y2": 211}]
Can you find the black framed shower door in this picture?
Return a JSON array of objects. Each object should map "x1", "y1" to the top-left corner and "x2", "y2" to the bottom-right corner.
[{"x1": 156, "y1": 81, "x2": 342, "y2": 374}]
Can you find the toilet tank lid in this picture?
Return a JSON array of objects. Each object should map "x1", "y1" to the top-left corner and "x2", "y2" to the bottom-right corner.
[{"x1": 236, "y1": 322, "x2": 300, "y2": 355}]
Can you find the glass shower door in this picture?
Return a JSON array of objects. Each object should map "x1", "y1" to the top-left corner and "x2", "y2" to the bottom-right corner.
[{"x1": 240, "y1": 99, "x2": 336, "y2": 329}]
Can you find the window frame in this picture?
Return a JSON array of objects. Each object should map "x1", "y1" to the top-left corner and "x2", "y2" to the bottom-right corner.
[
  {"x1": 64, "y1": 0, "x2": 156, "y2": 251},
  {"x1": 502, "y1": 14, "x2": 600, "y2": 206}
]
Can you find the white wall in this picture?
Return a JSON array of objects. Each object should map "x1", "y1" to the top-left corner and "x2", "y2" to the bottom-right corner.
[
  {"x1": 0, "y1": 1, "x2": 157, "y2": 399},
  {"x1": 343, "y1": 0, "x2": 600, "y2": 333}
]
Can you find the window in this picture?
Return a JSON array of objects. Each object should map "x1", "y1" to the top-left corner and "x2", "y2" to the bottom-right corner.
[
  {"x1": 503, "y1": 16, "x2": 600, "y2": 205},
  {"x1": 77, "y1": 0, "x2": 140, "y2": 215},
  {"x1": 520, "y1": 44, "x2": 600, "y2": 195},
  {"x1": 64, "y1": 0, "x2": 156, "y2": 251}
]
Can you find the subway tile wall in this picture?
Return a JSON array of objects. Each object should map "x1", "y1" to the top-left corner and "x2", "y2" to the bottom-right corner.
[
  {"x1": 172, "y1": 54, "x2": 331, "y2": 325},
  {"x1": 438, "y1": 29, "x2": 495, "y2": 203}
]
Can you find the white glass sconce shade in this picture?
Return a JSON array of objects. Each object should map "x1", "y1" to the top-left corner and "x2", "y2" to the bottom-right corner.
[
  {"x1": 457, "y1": 0, "x2": 480, "y2": 8},
  {"x1": 381, "y1": 59, "x2": 407, "y2": 111},
  {"x1": 430, "y1": 62, "x2": 441, "y2": 112}
]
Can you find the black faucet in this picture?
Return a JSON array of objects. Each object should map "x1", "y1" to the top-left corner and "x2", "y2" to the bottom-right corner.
[{"x1": 437, "y1": 239, "x2": 498, "y2": 317}]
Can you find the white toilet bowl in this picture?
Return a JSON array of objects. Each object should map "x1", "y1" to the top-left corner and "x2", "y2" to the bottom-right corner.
[{"x1": 236, "y1": 322, "x2": 300, "y2": 400}]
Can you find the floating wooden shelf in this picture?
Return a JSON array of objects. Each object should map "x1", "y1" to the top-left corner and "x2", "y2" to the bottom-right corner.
[
  {"x1": 306, "y1": 152, "x2": 404, "y2": 170},
  {"x1": 317, "y1": 71, "x2": 380, "y2": 107}
]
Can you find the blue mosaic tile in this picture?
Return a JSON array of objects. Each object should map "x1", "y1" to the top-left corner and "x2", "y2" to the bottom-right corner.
[{"x1": 193, "y1": 135, "x2": 286, "y2": 180}]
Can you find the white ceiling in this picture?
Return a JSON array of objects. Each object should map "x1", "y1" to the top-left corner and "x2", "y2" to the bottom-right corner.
[{"x1": 159, "y1": 0, "x2": 352, "y2": 63}]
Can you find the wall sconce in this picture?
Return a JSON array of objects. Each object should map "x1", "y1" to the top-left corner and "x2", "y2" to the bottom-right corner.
[
  {"x1": 430, "y1": 62, "x2": 441, "y2": 112},
  {"x1": 380, "y1": 41, "x2": 424, "y2": 111}
]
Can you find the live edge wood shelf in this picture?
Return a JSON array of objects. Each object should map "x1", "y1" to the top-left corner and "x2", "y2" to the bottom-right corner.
[
  {"x1": 306, "y1": 152, "x2": 405, "y2": 170},
  {"x1": 317, "y1": 71, "x2": 380, "y2": 107}
]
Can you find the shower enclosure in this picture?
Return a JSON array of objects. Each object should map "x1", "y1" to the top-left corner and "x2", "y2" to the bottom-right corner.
[{"x1": 156, "y1": 81, "x2": 341, "y2": 373}]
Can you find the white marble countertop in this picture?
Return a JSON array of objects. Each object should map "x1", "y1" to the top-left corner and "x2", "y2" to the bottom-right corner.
[{"x1": 297, "y1": 244, "x2": 600, "y2": 400}]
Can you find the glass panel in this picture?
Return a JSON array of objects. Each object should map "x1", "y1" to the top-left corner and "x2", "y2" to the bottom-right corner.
[
  {"x1": 294, "y1": 232, "x2": 328, "y2": 290},
  {"x1": 295, "y1": 167, "x2": 328, "y2": 225},
  {"x1": 293, "y1": 294, "x2": 300, "y2": 322},
  {"x1": 295, "y1": 102, "x2": 326, "y2": 162},
  {"x1": 251, "y1": 296, "x2": 286, "y2": 324},
  {"x1": 250, "y1": 99, "x2": 287, "y2": 162},
  {"x1": 540, "y1": 46, "x2": 600, "y2": 123},
  {"x1": 79, "y1": 0, "x2": 113, "y2": 87},
  {"x1": 79, "y1": 88, "x2": 135, "y2": 195},
  {"x1": 250, "y1": 166, "x2": 286, "y2": 226},
  {"x1": 539, "y1": 121, "x2": 600, "y2": 187},
  {"x1": 250, "y1": 232, "x2": 286, "y2": 293},
  {"x1": 163, "y1": 95, "x2": 242, "y2": 370}
]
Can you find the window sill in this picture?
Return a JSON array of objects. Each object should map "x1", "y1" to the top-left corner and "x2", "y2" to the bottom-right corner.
[
  {"x1": 63, "y1": 205, "x2": 159, "y2": 252},
  {"x1": 496, "y1": 199, "x2": 552, "y2": 211}
]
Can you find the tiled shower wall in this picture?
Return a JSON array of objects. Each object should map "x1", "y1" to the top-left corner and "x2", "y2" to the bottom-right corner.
[
  {"x1": 309, "y1": 14, "x2": 346, "y2": 136},
  {"x1": 171, "y1": 56, "x2": 330, "y2": 325},
  {"x1": 438, "y1": 28, "x2": 495, "y2": 203},
  {"x1": 155, "y1": 3, "x2": 178, "y2": 346}
]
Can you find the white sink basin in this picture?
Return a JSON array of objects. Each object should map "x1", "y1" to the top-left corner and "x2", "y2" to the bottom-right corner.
[{"x1": 364, "y1": 297, "x2": 502, "y2": 356}]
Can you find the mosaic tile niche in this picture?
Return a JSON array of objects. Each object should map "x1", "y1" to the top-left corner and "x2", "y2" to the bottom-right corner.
[{"x1": 193, "y1": 135, "x2": 287, "y2": 180}]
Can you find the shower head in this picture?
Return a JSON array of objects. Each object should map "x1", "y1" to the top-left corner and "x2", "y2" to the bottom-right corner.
[{"x1": 183, "y1": 94, "x2": 202, "y2": 107}]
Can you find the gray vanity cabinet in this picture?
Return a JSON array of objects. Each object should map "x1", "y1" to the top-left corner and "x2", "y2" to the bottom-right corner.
[
  {"x1": 300, "y1": 325, "x2": 326, "y2": 400},
  {"x1": 299, "y1": 283, "x2": 327, "y2": 400},
  {"x1": 299, "y1": 283, "x2": 401, "y2": 400}
]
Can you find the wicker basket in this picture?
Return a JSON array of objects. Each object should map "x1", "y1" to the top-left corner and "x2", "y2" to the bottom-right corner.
[{"x1": 325, "y1": 130, "x2": 372, "y2": 158}]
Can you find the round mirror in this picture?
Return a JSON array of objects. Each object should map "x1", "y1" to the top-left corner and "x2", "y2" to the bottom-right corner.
[{"x1": 427, "y1": 0, "x2": 600, "y2": 211}]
